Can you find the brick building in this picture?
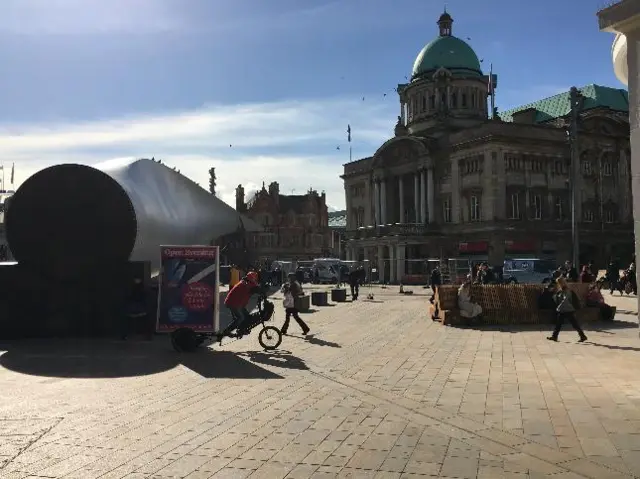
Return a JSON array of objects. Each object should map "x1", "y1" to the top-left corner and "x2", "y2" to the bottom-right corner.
[
  {"x1": 342, "y1": 11, "x2": 633, "y2": 284},
  {"x1": 235, "y1": 181, "x2": 332, "y2": 261}
]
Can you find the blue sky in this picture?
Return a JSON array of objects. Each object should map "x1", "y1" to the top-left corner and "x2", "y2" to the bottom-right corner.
[{"x1": 0, "y1": 0, "x2": 625, "y2": 209}]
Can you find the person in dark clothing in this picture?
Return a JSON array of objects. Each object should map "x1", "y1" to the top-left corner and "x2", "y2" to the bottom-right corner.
[
  {"x1": 562, "y1": 261, "x2": 579, "y2": 282},
  {"x1": 547, "y1": 277, "x2": 587, "y2": 342},
  {"x1": 605, "y1": 261, "x2": 621, "y2": 294},
  {"x1": 474, "y1": 263, "x2": 494, "y2": 285},
  {"x1": 348, "y1": 268, "x2": 360, "y2": 300},
  {"x1": 281, "y1": 273, "x2": 309, "y2": 335},
  {"x1": 429, "y1": 267, "x2": 442, "y2": 302}
]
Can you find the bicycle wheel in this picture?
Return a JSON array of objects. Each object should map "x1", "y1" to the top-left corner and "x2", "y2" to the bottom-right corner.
[{"x1": 258, "y1": 326, "x2": 282, "y2": 350}]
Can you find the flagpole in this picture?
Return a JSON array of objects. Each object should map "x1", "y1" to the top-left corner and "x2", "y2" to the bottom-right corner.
[{"x1": 347, "y1": 124, "x2": 352, "y2": 163}]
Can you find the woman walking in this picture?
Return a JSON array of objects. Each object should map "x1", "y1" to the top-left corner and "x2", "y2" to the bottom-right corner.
[
  {"x1": 548, "y1": 277, "x2": 587, "y2": 342},
  {"x1": 281, "y1": 273, "x2": 310, "y2": 336}
]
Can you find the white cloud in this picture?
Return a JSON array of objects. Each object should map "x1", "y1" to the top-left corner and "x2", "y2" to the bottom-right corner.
[{"x1": 0, "y1": 96, "x2": 396, "y2": 210}]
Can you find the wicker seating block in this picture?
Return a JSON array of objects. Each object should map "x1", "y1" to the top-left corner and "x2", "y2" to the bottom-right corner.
[{"x1": 436, "y1": 283, "x2": 608, "y2": 327}]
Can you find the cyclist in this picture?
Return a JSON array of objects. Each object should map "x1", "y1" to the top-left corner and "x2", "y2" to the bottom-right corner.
[{"x1": 224, "y1": 271, "x2": 261, "y2": 335}]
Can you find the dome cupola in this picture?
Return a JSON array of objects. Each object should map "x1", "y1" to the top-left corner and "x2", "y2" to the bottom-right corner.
[{"x1": 411, "y1": 11, "x2": 482, "y2": 79}]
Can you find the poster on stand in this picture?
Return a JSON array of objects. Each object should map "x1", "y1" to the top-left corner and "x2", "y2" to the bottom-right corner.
[{"x1": 156, "y1": 245, "x2": 220, "y2": 333}]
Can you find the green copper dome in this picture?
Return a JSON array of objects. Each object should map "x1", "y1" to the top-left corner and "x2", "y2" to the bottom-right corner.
[{"x1": 411, "y1": 12, "x2": 482, "y2": 79}]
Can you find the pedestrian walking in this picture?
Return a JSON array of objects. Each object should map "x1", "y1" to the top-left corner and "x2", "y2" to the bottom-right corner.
[
  {"x1": 281, "y1": 273, "x2": 309, "y2": 336},
  {"x1": 547, "y1": 277, "x2": 587, "y2": 343}
]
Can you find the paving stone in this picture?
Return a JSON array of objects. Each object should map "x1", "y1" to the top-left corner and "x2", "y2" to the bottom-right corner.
[{"x1": 0, "y1": 288, "x2": 639, "y2": 478}]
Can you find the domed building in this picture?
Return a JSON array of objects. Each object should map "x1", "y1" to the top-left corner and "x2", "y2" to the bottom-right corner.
[{"x1": 342, "y1": 11, "x2": 633, "y2": 283}]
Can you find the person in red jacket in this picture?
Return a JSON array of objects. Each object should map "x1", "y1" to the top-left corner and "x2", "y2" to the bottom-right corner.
[{"x1": 224, "y1": 271, "x2": 260, "y2": 333}]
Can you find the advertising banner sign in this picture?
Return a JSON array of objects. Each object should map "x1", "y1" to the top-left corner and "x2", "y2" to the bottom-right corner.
[{"x1": 156, "y1": 245, "x2": 220, "y2": 333}]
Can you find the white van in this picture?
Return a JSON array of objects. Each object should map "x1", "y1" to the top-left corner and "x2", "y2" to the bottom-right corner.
[
  {"x1": 311, "y1": 258, "x2": 341, "y2": 284},
  {"x1": 503, "y1": 258, "x2": 555, "y2": 284}
]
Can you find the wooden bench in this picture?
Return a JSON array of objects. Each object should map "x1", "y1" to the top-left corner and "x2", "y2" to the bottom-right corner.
[{"x1": 434, "y1": 283, "x2": 615, "y2": 327}]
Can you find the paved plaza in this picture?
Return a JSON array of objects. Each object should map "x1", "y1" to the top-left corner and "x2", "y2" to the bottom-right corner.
[{"x1": 0, "y1": 287, "x2": 639, "y2": 478}]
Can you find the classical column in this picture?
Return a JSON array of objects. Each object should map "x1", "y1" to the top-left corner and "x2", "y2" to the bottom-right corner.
[
  {"x1": 380, "y1": 179, "x2": 388, "y2": 225},
  {"x1": 414, "y1": 174, "x2": 420, "y2": 223},
  {"x1": 451, "y1": 158, "x2": 460, "y2": 223},
  {"x1": 398, "y1": 176, "x2": 405, "y2": 223},
  {"x1": 420, "y1": 170, "x2": 427, "y2": 224},
  {"x1": 427, "y1": 168, "x2": 435, "y2": 223},
  {"x1": 389, "y1": 245, "x2": 396, "y2": 284},
  {"x1": 377, "y1": 245, "x2": 385, "y2": 284},
  {"x1": 397, "y1": 244, "x2": 406, "y2": 283},
  {"x1": 374, "y1": 180, "x2": 380, "y2": 225}
]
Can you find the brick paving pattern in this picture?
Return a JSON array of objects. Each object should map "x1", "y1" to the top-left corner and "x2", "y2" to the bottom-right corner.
[{"x1": 0, "y1": 286, "x2": 639, "y2": 478}]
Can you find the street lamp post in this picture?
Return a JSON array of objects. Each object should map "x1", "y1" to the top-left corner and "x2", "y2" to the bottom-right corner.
[{"x1": 569, "y1": 87, "x2": 584, "y2": 268}]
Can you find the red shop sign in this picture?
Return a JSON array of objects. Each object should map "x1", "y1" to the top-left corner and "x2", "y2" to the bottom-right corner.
[
  {"x1": 505, "y1": 240, "x2": 537, "y2": 252},
  {"x1": 458, "y1": 241, "x2": 488, "y2": 253}
]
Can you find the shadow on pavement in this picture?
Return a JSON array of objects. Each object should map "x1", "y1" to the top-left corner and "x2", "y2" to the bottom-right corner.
[
  {"x1": 0, "y1": 339, "x2": 283, "y2": 380},
  {"x1": 181, "y1": 350, "x2": 284, "y2": 379},
  {"x1": 305, "y1": 334, "x2": 341, "y2": 348},
  {"x1": 455, "y1": 319, "x2": 638, "y2": 333},
  {"x1": 238, "y1": 350, "x2": 309, "y2": 371},
  {"x1": 285, "y1": 333, "x2": 341, "y2": 348},
  {"x1": 582, "y1": 342, "x2": 640, "y2": 352}
]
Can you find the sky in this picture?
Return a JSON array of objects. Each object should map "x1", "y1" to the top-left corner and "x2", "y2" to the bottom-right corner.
[{"x1": 0, "y1": 0, "x2": 626, "y2": 210}]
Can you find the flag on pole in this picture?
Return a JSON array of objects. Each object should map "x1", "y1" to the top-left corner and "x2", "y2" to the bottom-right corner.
[
  {"x1": 347, "y1": 124, "x2": 351, "y2": 143},
  {"x1": 10, "y1": 163, "x2": 14, "y2": 185}
]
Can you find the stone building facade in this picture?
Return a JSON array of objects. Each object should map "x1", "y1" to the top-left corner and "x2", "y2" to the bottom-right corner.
[
  {"x1": 599, "y1": 1, "x2": 640, "y2": 329},
  {"x1": 342, "y1": 11, "x2": 633, "y2": 284},
  {"x1": 235, "y1": 181, "x2": 331, "y2": 261}
]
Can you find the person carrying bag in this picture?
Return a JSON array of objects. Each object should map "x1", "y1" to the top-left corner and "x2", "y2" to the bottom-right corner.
[{"x1": 281, "y1": 273, "x2": 309, "y2": 336}]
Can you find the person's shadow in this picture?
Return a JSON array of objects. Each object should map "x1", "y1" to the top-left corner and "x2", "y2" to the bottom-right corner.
[
  {"x1": 286, "y1": 333, "x2": 341, "y2": 348},
  {"x1": 581, "y1": 342, "x2": 640, "y2": 352},
  {"x1": 238, "y1": 350, "x2": 309, "y2": 370}
]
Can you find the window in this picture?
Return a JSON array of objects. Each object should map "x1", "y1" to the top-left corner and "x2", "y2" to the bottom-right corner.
[
  {"x1": 430, "y1": 95, "x2": 435, "y2": 109},
  {"x1": 584, "y1": 209, "x2": 594, "y2": 222},
  {"x1": 451, "y1": 93, "x2": 457, "y2": 108},
  {"x1": 554, "y1": 196, "x2": 563, "y2": 220},
  {"x1": 603, "y1": 162, "x2": 612, "y2": 176},
  {"x1": 471, "y1": 93, "x2": 476, "y2": 107},
  {"x1": 582, "y1": 160, "x2": 592, "y2": 175},
  {"x1": 356, "y1": 208, "x2": 364, "y2": 227},
  {"x1": 554, "y1": 160, "x2": 563, "y2": 175},
  {"x1": 532, "y1": 194, "x2": 542, "y2": 220},
  {"x1": 605, "y1": 210, "x2": 614, "y2": 223},
  {"x1": 509, "y1": 193, "x2": 520, "y2": 219},
  {"x1": 470, "y1": 196, "x2": 480, "y2": 221},
  {"x1": 421, "y1": 96, "x2": 426, "y2": 111},
  {"x1": 443, "y1": 199, "x2": 452, "y2": 223},
  {"x1": 461, "y1": 94, "x2": 467, "y2": 108},
  {"x1": 441, "y1": 92, "x2": 447, "y2": 108}
]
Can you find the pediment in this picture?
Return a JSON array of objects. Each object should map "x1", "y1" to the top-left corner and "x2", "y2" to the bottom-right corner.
[
  {"x1": 581, "y1": 110, "x2": 630, "y2": 136},
  {"x1": 373, "y1": 136, "x2": 429, "y2": 168}
]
